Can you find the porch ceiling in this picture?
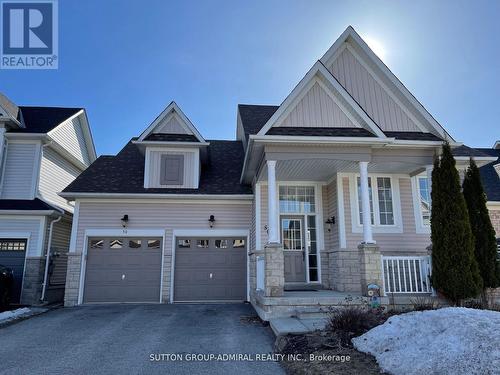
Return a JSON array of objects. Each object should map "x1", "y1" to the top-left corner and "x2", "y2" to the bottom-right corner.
[{"x1": 258, "y1": 158, "x2": 430, "y2": 182}]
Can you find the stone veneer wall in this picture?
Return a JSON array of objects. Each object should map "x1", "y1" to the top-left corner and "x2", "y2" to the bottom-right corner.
[
  {"x1": 487, "y1": 208, "x2": 500, "y2": 303},
  {"x1": 327, "y1": 249, "x2": 362, "y2": 293},
  {"x1": 64, "y1": 253, "x2": 82, "y2": 306},
  {"x1": 489, "y1": 208, "x2": 500, "y2": 237},
  {"x1": 21, "y1": 257, "x2": 45, "y2": 305}
]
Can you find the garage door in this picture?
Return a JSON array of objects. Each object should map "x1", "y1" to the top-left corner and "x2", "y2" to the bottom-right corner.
[
  {"x1": 174, "y1": 237, "x2": 247, "y2": 302},
  {"x1": 0, "y1": 239, "x2": 27, "y2": 303},
  {"x1": 84, "y1": 237, "x2": 162, "y2": 303}
]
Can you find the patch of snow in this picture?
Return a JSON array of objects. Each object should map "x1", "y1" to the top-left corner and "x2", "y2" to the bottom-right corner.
[
  {"x1": 0, "y1": 307, "x2": 32, "y2": 323},
  {"x1": 352, "y1": 307, "x2": 500, "y2": 375}
]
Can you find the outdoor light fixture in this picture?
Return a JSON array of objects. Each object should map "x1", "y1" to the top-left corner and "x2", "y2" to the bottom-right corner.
[
  {"x1": 325, "y1": 216, "x2": 335, "y2": 231},
  {"x1": 208, "y1": 215, "x2": 216, "y2": 228},
  {"x1": 121, "y1": 215, "x2": 129, "y2": 228}
]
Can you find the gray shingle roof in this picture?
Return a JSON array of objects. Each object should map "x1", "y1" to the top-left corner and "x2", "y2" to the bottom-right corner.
[
  {"x1": 452, "y1": 145, "x2": 492, "y2": 158},
  {"x1": 476, "y1": 148, "x2": 500, "y2": 202},
  {"x1": 238, "y1": 104, "x2": 445, "y2": 142},
  {"x1": 238, "y1": 104, "x2": 278, "y2": 139},
  {"x1": 144, "y1": 133, "x2": 200, "y2": 142},
  {"x1": 384, "y1": 131, "x2": 442, "y2": 141},
  {"x1": 8, "y1": 106, "x2": 82, "y2": 134},
  {"x1": 62, "y1": 139, "x2": 252, "y2": 195},
  {"x1": 0, "y1": 198, "x2": 58, "y2": 211},
  {"x1": 266, "y1": 127, "x2": 375, "y2": 137}
]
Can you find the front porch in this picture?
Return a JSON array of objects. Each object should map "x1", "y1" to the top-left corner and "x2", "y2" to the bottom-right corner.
[
  {"x1": 253, "y1": 289, "x2": 390, "y2": 321},
  {"x1": 247, "y1": 142, "x2": 437, "y2": 319}
]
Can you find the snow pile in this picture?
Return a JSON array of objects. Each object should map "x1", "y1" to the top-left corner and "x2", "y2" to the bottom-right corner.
[
  {"x1": 0, "y1": 307, "x2": 32, "y2": 323},
  {"x1": 352, "y1": 307, "x2": 500, "y2": 375}
]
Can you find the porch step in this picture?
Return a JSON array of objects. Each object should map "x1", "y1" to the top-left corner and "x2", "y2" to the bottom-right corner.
[
  {"x1": 284, "y1": 284, "x2": 323, "y2": 292},
  {"x1": 270, "y1": 317, "x2": 329, "y2": 336}
]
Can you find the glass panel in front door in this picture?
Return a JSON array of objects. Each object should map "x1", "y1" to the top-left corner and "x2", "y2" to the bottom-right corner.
[{"x1": 282, "y1": 218, "x2": 303, "y2": 250}]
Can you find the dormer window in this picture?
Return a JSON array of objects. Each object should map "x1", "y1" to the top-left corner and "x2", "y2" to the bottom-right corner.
[{"x1": 160, "y1": 154, "x2": 184, "y2": 185}]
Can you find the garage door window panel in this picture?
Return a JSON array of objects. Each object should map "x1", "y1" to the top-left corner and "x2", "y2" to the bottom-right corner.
[
  {"x1": 110, "y1": 239, "x2": 123, "y2": 249},
  {"x1": 148, "y1": 240, "x2": 161, "y2": 249},
  {"x1": 178, "y1": 239, "x2": 191, "y2": 248},
  {"x1": 215, "y1": 239, "x2": 228, "y2": 249},
  {"x1": 197, "y1": 240, "x2": 209, "y2": 248},
  {"x1": 0, "y1": 239, "x2": 27, "y2": 251},
  {"x1": 129, "y1": 239, "x2": 142, "y2": 249}
]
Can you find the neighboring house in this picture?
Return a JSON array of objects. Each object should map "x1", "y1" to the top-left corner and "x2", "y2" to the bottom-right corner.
[
  {"x1": 60, "y1": 26, "x2": 496, "y2": 319},
  {"x1": 0, "y1": 93, "x2": 96, "y2": 305},
  {"x1": 476, "y1": 142, "x2": 500, "y2": 259}
]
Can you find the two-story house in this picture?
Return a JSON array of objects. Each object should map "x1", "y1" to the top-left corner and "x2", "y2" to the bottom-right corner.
[
  {"x1": 60, "y1": 27, "x2": 496, "y2": 319},
  {"x1": 0, "y1": 93, "x2": 96, "y2": 305}
]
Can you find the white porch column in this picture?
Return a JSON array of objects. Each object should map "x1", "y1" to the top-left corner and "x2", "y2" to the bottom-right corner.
[
  {"x1": 359, "y1": 161, "x2": 375, "y2": 244},
  {"x1": 267, "y1": 160, "x2": 279, "y2": 244}
]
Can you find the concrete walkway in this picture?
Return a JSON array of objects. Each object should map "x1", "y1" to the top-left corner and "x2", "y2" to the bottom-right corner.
[{"x1": 0, "y1": 304, "x2": 284, "y2": 375}]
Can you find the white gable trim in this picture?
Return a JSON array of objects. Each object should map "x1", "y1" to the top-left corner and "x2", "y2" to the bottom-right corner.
[
  {"x1": 321, "y1": 26, "x2": 451, "y2": 140},
  {"x1": 138, "y1": 101, "x2": 205, "y2": 142},
  {"x1": 257, "y1": 61, "x2": 386, "y2": 138},
  {"x1": 47, "y1": 110, "x2": 97, "y2": 164}
]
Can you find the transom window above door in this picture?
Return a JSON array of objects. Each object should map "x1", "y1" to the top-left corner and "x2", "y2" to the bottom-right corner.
[{"x1": 279, "y1": 186, "x2": 315, "y2": 213}]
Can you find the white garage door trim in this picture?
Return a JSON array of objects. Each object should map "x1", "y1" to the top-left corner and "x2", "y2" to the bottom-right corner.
[
  {"x1": 170, "y1": 229, "x2": 250, "y2": 303},
  {"x1": 78, "y1": 229, "x2": 166, "y2": 305}
]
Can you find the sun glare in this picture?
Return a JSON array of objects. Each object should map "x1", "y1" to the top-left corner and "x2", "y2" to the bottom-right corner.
[{"x1": 363, "y1": 36, "x2": 387, "y2": 60}]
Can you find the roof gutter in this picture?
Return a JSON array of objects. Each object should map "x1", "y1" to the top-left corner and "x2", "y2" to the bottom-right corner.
[
  {"x1": 0, "y1": 209, "x2": 58, "y2": 215},
  {"x1": 59, "y1": 192, "x2": 253, "y2": 200},
  {"x1": 132, "y1": 140, "x2": 210, "y2": 147}
]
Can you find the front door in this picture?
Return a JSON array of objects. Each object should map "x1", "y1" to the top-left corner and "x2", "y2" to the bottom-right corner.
[{"x1": 281, "y1": 217, "x2": 306, "y2": 283}]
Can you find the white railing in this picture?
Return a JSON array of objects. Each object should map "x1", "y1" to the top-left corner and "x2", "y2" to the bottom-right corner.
[
  {"x1": 256, "y1": 256, "x2": 265, "y2": 291},
  {"x1": 381, "y1": 256, "x2": 432, "y2": 294}
]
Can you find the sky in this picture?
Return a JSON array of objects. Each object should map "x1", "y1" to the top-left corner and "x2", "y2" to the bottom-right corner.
[{"x1": 1, "y1": 0, "x2": 499, "y2": 155}]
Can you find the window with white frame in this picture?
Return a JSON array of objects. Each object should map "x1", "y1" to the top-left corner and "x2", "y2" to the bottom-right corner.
[
  {"x1": 356, "y1": 176, "x2": 395, "y2": 226},
  {"x1": 416, "y1": 176, "x2": 431, "y2": 226}
]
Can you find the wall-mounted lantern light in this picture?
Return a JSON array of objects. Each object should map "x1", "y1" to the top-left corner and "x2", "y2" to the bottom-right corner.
[
  {"x1": 208, "y1": 215, "x2": 216, "y2": 228},
  {"x1": 121, "y1": 214, "x2": 129, "y2": 228},
  {"x1": 325, "y1": 216, "x2": 335, "y2": 232}
]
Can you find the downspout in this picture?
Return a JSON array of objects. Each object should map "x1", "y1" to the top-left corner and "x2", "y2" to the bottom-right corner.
[
  {"x1": 41, "y1": 214, "x2": 62, "y2": 302},
  {"x1": 0, "y1": 127, "x2": 6, "y2": 190},
  {"x1": 40, "y1": 138, "x2": 61, "y2": 302}
]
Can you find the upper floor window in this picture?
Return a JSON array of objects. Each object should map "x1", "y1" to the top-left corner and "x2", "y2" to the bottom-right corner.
[
  {"x1": 356, "y1": 176, "x2": 394, "y2": 226},
  {"x1": 279, "y1": 186, "x2": 315, "y2": 213}
]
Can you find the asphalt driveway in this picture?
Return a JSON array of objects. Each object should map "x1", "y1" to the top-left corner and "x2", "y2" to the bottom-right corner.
[{"x1": 0, "y1": 304, "x2": 284, "y2": 375}]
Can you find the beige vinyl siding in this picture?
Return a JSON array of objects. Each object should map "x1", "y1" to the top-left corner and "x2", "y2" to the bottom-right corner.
[
  {"x1": 50, "y1": 115, "x2": 90, "y2": 166},
  {"x1": 279, "y1": 82, "x2": 357, "y2": 128},
  {"x1": 51, "y1": 216, "x2": 72, "y2": 250},
  {"x1": 39, "y1": 147, "x2": 82, "y2": 212},
  {"x1": 329, "y1": 48, "x2": 421, "y2": 133},
  {"x1": 147, "y1": 150, "x2": 197, "y2": 188},
  {"x1": 260, "y1": 186, "x2": 269, "y2": 250},
  {"x1": 343, "y1": 177, "x2": 431, "y2": 254},
  {"x1": 324, "y1": 179, "x2": 339, "y2": 250},
  {"x1": 0, "y1": 216, "x2": 44, "y2": 257},
  {"x1": 1, "y1": 142, "x2": 39, "y2": 199},
  {"x1": 155, "y1": 114, "x2": 191, "y2": 134}
]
